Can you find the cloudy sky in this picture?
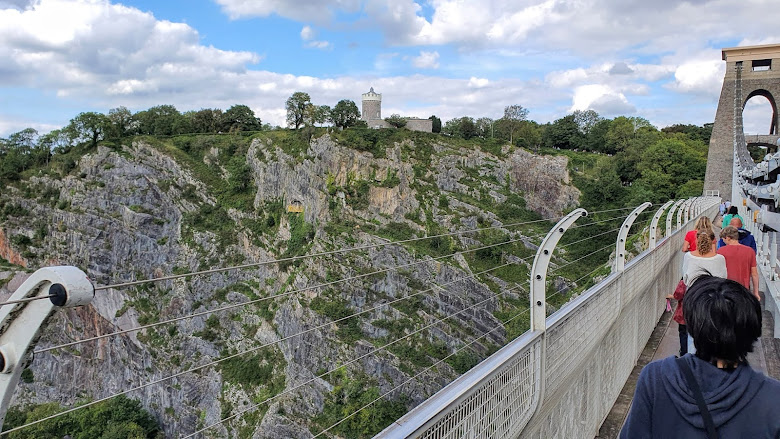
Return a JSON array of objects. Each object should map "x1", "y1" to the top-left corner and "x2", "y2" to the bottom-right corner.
[{"x1": 1, "y1": 0, "x2": 778, "y2": 137}]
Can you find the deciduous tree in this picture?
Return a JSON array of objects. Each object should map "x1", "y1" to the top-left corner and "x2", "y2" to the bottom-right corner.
[
  {"x1": 133, "y1": 105, "x2": 189, "y2": 136},
  {"x1": 331, "y1": 100, "x2": 360, "y2": 129},
  {"x1": 107, "y1": 106, "x2": 133, "y2": 139},
  {"x1": 429, "y1": 115, "x2": 442, "y2": 133},
  {"x1": 221, "y1": 104, "x2": 261, "y2": 132},
  {"x1": 286, "y1": 92, "x2": 311, "y2": 129},
  {"x1": 475, "y1": 117, "x2": 494, "y2": 138},
  {"x1": 572, "y1": 109, "x2": 601, "y2": 134},
  {"x1": 186, "y1": 108, "x2": 223, "y2": 133},
  {"x1": 385, "y1": 114, "x2": 407, "y2": 128},
  {"x1": 443, "y1": 117, "x2": 476, "y2": 139},
  {"x1": 503, "y1": 105, "x2": 529, "y2": 144},
  {"x1": 543, "y1": 115, "x2": 581, "y2": 149},
  {"x1": 67, "y1": 112, "x2": 110, "y2": 147}
]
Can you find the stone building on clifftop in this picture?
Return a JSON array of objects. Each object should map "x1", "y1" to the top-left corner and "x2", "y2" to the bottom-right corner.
[{"x1": 361, "y1": 87, "x2": 433, "y2": 132}]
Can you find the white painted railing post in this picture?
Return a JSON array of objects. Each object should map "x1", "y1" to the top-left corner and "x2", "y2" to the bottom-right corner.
[
  {"x1": 528, "y1": 208, "x2": 587, "y2": 416},
  {"x1": 668, "y1": 199, "x2": 686, "y2": 237},
  {"x1": 530, "y1": 208, "x2": 588, "y2": 332},
  {"x1": 683, "y1": 198, "x2": 694, "y2": 224},
  {"x1": 650, "y1": 201, "x2": 675, "y2": 249},
  {"x1": 613, "y1": 202, "x2": 652, "y2": 273},
  {"x1": 0, "y1": 266, "x2": 93, "y2": 431}
]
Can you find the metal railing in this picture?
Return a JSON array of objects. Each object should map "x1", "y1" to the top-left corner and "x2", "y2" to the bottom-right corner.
[{"x1": 376, "y1": 197, "x2": 721, "y2": 439}]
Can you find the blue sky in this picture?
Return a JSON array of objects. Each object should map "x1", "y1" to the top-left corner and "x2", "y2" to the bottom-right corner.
[{"x1": 1, "y1": 0, "x2": 779, "y2": 137}]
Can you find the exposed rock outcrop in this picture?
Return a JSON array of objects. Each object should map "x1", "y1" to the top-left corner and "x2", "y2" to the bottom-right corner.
[{"x1": 0, "y1": 133, "x2": 579, "y2": 437}]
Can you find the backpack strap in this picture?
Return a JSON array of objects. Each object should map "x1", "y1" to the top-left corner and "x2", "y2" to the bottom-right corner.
[{"x1": 676, "y1": 357, "x2": 719, "y2": 439}]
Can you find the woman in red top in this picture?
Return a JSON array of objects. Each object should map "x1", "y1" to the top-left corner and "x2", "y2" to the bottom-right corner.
[{"x1": 681, "y1": 216, "x2": 713, "y2": 252}]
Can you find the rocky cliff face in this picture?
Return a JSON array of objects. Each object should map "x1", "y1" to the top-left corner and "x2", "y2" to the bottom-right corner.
[{"x1": 0, "y1": 132, "x2": 579, "y2": 437}]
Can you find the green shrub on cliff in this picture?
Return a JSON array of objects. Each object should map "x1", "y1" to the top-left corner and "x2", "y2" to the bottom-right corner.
[{"x1": 2, "y1": 395, "x2": 161, "y2": 439}]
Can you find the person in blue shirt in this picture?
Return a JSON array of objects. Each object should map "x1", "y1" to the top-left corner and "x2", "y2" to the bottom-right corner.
[
  {"x1": 716, "y1": 217, "x2": 757, "y2": 253},
  {"x1": 620, "y1": 276, "x2": 780, "y2": 438}
]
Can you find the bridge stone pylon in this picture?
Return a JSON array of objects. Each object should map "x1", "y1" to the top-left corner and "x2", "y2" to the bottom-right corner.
[{"x1": 705, "y1": 44, "x2": 780, "y2": 200}]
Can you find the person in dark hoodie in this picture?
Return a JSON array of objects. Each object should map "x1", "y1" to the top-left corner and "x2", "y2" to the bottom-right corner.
[
  {"x1": 620, "y1": 276, "x2": 780, "y2": 438},
  {"x1": 716, "y1": 217, "x2": 757, "y2": 253}
]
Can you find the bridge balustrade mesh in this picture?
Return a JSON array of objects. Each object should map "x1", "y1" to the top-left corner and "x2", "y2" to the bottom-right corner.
[
  {"x1": 379, "y1": 204, "x2": 718, "y2": 439},
  {"x1": 417, "y1": 340, "x2": 540, "y2": 439}
]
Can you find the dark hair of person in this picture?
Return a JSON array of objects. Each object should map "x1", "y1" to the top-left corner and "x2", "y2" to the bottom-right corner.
[
  {"x1": 728, "y1": 205, "x2": 739, "y2": 215},
  {"x1": 695, "y1": 230, "x2": 715, "y2": 254},
  {"x1": 683, "y1": 276, "x2": 761, "y2": 365}
]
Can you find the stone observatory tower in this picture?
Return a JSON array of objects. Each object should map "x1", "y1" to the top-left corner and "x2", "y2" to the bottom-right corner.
[{"x1": 361, "y1": 87, "x2": 381, "y2": 122}]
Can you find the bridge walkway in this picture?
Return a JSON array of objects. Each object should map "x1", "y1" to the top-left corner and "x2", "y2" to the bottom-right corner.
[{"x1": 596, "y1": 285, "x2": 780, "y2": 439}]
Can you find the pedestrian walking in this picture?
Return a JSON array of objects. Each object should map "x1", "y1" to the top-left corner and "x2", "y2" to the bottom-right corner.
[
  {"x1": 717, "y1": 226, "x2": 759, "y2": 300},
  {"x1": 716, "y1": 217, "x2": 756, "y2": 253},
  {"x1": 621, "y1": 276, "x2": 780, "y2": 439},
  {"x1": 682, "y1": 216, "x2": 714, "y2": 253},
  {"x1": 721, "y1": 206, "x2": 743, "y2": 229},
  {"x1": 675, "y1": 230, "x2": 726, "y2": 356}
]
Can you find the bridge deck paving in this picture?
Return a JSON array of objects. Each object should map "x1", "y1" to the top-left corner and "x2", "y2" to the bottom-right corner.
[{"x1": 596, "y1": 293, "x2": 778, "y2": 439}]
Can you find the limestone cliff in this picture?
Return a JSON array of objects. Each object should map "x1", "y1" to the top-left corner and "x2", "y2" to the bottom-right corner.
[{"x1": 0, "y1": 131, "x2": 579, "y2": 437}]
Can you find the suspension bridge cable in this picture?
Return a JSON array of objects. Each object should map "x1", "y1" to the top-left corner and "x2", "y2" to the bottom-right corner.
[
  {"x1": 6, "y1": 258, "x2": 531, "y2": 435},
  {"x1": 311, "y1": 307, "x2": 533, "y2": 439},
  {"x1": 548, "y1": 242, "x2": 616, "y2": 275},
  {"x1": 91, "y1": 206, "x2": 640, "y2": 293},
  {"x1": 0, "y1": 294, "x2": 56, "y2": 307},
  {"x1": 35, "y1": 212, "x2": 631, "y2": 353},
  {"x1": 568, "y1": 209, "x2": 653, "y2": 230},
  {"x1": 557, "y1": 226, "x2": 621, "y2": 249},
  {"x1": 182, "y1": 284, "x2": 530, "y2": 438},
  {"x1": 195, "y1": 206, "x2": 675, "y2": 437},
  {"x1": 547, "y1": 262, "x2": 615, "y2": 305},
  {"x1": 35, "y1": 230, "x2": 545, "y2": 354},
  {"x1": 35, "y1": 211, "x2": 637, "y2": 354},
  {"x1": 93, "y1": 217, "x2": 560, "y2": 292}
]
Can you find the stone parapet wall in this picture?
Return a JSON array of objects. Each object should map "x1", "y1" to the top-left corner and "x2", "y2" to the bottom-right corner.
[{"x1": 404, "y1": 118, "x2": 433, "y2": 133}]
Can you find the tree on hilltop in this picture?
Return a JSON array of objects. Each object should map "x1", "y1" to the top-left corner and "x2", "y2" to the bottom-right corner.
[
  {"x1": 133, "y1": 105, "x2": 189, "y2": 136},
  {"x1": 385, "y1": 114, "x2": 407, "y2": 128},
  {"x1": 503, "y1": 104, "x2": 529, "y2": 144},
  {"x1": 107, "y1": 106, "x2": 133, "y2": 139},
  {"x1": 286, "y1": 92, "x2": 311, "y2": 129},
  {"x1": 443, "y1": 117, "x2": 476, "y2": 139},
  {"x1": 307, "y1": 105, "x2": 330, "y2": 127},
  {"x1": 221, "y1": 104, "x2": 261, "y2": 132},
  {"x1": 572, "y1": 109, "x2": 601, "y2": 135},
  {"x1": 187, "y1": 108, "x2": 223, "y2": 133},
  {"x1": 428, "y1": 115, "x2": 441, "y2": 133},
  {"x1": 475, "y1": 117, "x2": 494, "y2": 138},
  {"x1": 67, "y1": 112, "x2": 110, "y2": 148},
  {"x1": 331, "y1": 100, "x2": 360, "y2": 129}
]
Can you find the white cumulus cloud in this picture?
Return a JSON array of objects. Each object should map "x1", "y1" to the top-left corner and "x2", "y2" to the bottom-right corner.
[
  {"x1": 668, "y1": 58, "x2": 725, "y2": 96},
  {"x1": 571, "y1": 84, "x2": 635, "y2": 116},
  {"x1": 412, "y1": 51, "x2": 439, "y2": 69},
  {"x1": 300, "y1": 25, "x2": 332, "y2": 50}
]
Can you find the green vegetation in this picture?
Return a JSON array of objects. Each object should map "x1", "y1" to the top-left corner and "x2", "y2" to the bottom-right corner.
[
  {"x1": 279, "y1": 212, "x2": 315, "y2": 270},
  {"x1": 313, "y1": 371, "x2": 408, "y2": 439},
  {"x1": 220, "y1": 347, "x2": 285, "y2": 391},
  {"x1": 310, "y1": 292, "x2": 362, "y2": 343},
  {"x1": 2, "y1": 395, "x2": 161, "y2": 439},
  {"x1": 0, "y1": 100, "x2": 715, "y2": 439}
]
